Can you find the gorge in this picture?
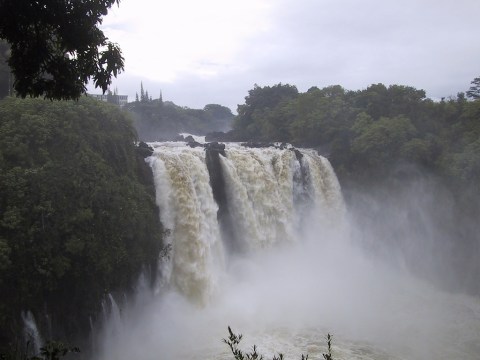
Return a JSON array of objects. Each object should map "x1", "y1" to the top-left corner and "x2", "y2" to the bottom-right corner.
[{"x1": 93, "y1": 141, "x2": 480, "y2": 360}]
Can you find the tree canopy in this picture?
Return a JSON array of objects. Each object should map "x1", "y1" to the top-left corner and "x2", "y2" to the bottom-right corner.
[
  {"x1": 230, "y1": 80, "x2": 480, "y2": 194},
  {"x1": 466, "y1": 77, "x2": 480, "y2": 100},
  {"x1": 234, "y1": 83, "x2": 299, "y2": 139},
  {"x1": 0, "y1": 0, "x2": 124, "y2": 100},
  {"x1": 0, "y1": 97, "x2": 163, "y2": 348}
]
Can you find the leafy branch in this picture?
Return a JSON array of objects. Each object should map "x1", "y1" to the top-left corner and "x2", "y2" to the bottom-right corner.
[
  {"x1": 31, "y1": 341, "x2": 80, "y2": 360},
  {"x1": 0, "y1": 341, "x2": 79, "y2": 360},
  {"x1": 224, "y1": 327, "x2": 334, "y2": 360}
]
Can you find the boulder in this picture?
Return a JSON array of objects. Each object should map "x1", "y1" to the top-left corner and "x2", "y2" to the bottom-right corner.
[
  {"x1": 136, "y1": 141, "x2": 154, "y2": 157},
  {"x1": 187, "y1": 140, "x2": 203, "y2": 148},
  {"x1": 204, "y1": 142, "x2": 226, "y2": 157},
  {"x1": 240, "y1": 142, "x2": 274, "y2": 148},
  {"x1": 293, "y1": 148, "x2": 303, "y2": 161}
]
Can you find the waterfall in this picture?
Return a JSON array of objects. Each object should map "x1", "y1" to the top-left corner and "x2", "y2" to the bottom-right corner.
[
  {"x1": 96, "y1": 141, "x2": 480, "y2": 360},
  {"x1": 148, "y1": 143, "x2": 225, "y2": 304},
  {"x1": 147, "y1": 142, "x2": 343, "y2": 302},
  {"x1": 21, "y1": 311, "x2": 43, "y2": 355}
]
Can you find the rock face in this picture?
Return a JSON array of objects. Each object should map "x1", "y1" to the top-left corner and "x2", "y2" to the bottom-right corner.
[
  {"x1": 187, "y1": 140, "x2": 203, "y2": 148},
  {"x1": 240, "y1": 141, "x2": 272, "y2": 148},
  {"x1": 240, "y1": 141, "x2": 291, "y2": 150},
  {"x1": 293, "y1": 148, "x2": 303, "y2": 161},
  {"x1": 204, "y1": 141, "x2": 226, "y2": 155},
  {"x1": 136, "y1": 141, "x2": 154, "y2": 157},
  {"x1": 173, "y1": 134, "x2": 186, "y2": 141},
  {"x1": 204, "y1": 143, "x2": 238, "y2": 252}
]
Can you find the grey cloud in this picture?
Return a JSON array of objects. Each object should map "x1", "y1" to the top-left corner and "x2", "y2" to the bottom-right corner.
[{"x1": 105, "y1": 0, "x2": 480, "y2": 109}]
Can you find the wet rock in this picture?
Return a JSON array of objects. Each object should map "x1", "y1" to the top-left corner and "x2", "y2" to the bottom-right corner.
[
  {"x1": 204, "y1": 143, "x2": 239, "y2": 252},
  {"x1": 293, "y1": 148, "x2": 303, "y2": 161},
  {"x1": 187, "y1": 140, "x2": 202, "y2": 148},
  {"x1": 240, "y1": 142, "x2": 275, "y2": 148},
  {"x1": 204, "y1": 142, "x2": 226, "y2": 156},
  {"x1": 136, "y1": 141, "x2": 154, "y2": 157}
]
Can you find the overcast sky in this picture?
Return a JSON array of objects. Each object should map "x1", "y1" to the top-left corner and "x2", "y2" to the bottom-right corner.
[{"x1": 88, "y1": 0, "x2": 480, "y2": 112}]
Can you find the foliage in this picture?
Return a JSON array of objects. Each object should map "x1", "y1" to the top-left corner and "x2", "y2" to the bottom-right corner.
[
  {"x1": 0, "y1": 97, "x2": 163, "y2": 349},
  {"x1": 351, "y1": 115, "x2": 417, "y2": 168},
  {"x1": 224, "y1": 327, "x2": 335, "y2": 360},
  {"x1": 0, "y1": 0, "x2": 124, "y2": 100},
  {"x1": 31, "y1": 341, "x2": 79, "y2": 360},
  {"x1": 322, "y1": 334, "x2": 333, "y2": 360},
  {"x1": 234, "y1": 83, "x2": 299, "y2": 140},
  {"x1": 0, "y1": 341, "x2": 79, "y2": 360},
  {"x1": 466, "y1": 77, "x2": 480, "y2": 100},
  {"x1": 232, "y1": 79, "x2": 480, "y2": 189}
]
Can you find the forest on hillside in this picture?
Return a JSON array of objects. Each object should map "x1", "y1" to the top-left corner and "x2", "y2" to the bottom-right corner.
[
  {"x1": 125, "y1": 84, "x2": 234, "y2": 141},
  {"x1": 229, "y1": 82, "x2": 480, "y2": 191},
  {"x1": 0, "y1": 97, "x2": 163, "y2": 352}
]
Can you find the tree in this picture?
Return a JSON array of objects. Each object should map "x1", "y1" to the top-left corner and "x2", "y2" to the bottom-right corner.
[
  {"x1": 0, "y1": 96, "x2": 163, "y2": 348},
  {"x1": 289, "y1": 85, "x2": 354, "y2": 146},
  {"x1": 140, "y1": 82, "x2": 145, "y2": 102},
  {"x1": 234, "y1": 83, "x2": 299, "y2": 138},
  {"x1": 466, "y1": 77, "x2": 480, "y2": 100},
  {"x1": 203, "y1": 104, "x2": 233, "y2": 119},
  {"x1": 350, "y1": 114, "x2": 417, "y2": 169},
  {"x1": 0, "y1": 0, "x2": 124, "y2": 100}
]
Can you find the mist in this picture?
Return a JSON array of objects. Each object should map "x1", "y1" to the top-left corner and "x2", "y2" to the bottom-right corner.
[{"x1": 95, "y1": 147, "x2": 480, "y2": 360}]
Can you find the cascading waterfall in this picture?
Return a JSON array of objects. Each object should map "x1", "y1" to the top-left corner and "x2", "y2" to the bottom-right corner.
[
  {"x1": 147, "y1": 143, "x2": 225, "y2": 304},
  {"x1": 21, "y1": 311, "x2": 43, "y2": 355},
  {"x1": 218, "y1": 146, "x2": 344, "y2": 251},
  {"x1": 147, "y1": 142, "x2": 344, "y2": 302},
  {"x1": 97, "y1": 141, "x2": 480, "y2": 360}
]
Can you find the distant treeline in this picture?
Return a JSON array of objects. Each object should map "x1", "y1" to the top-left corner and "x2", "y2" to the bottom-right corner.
[{"x1": 126, "y1": 83, "x2": 234, "y2": 141}]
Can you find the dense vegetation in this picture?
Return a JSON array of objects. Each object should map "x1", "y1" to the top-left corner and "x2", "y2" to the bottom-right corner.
[
  {"x1": 126, "y1": 84, "x2": 234, "y2": 141},
  {"x1": 0, "y1": 97, "x2": 163, "y2": 351},
  {"x1": 232, "y1": 82, "x2": 480, "y2": 190}
]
